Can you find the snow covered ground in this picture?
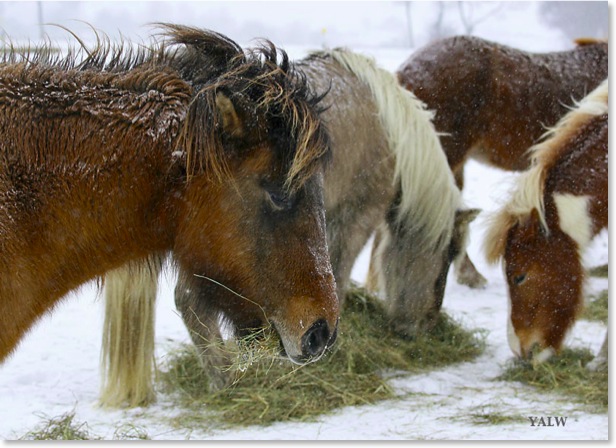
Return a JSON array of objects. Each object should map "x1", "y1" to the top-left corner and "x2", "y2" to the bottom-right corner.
[{"x1": 0, "y1": 3, "x2": 610, "y2": 440}]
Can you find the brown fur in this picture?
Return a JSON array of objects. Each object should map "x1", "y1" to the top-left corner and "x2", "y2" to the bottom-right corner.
[
  {"x1": 398, "y1": 35, "x2": 608, "y2": 179},
  {"x1": 0, "y1": 24, "x2": 339, "y2": 384},
  {"x1": 484, "y1": 80, "x2": 608, "y2": 359},
  {"x1": 398, "y1": 35, "x2": 608, "y2": 288}
]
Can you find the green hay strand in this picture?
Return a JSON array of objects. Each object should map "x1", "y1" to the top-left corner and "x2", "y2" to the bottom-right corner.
[
  {"x1": 463, "y1": 406, "x2": 528, "y2": 426},
  {"x1": 498, "y1": 348, "x2": 607, "y2": 413},
  {"x1": 18, "y1": 412, "x2": 99, "y2": 441},
  {"x1": 18, "y1": 413, "x2": 151, "y2": 441},
  {"x1": 582, "y1": 290, "x2": 608, "y2": 324},
  {"x1": 588, "y1": 264, "x2": 608, "y2": 278},
  {"x1": 158, "y1": 284, "x2": 486, "y2": 429}
]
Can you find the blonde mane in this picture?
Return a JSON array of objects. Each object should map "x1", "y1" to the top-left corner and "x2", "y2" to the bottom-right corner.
[
  {"x1": 484, "y1": 78, "x2": 608, "y2": 264},
  {"x1": 326, "y1": 49, "x2": 462, "y2": 252}
]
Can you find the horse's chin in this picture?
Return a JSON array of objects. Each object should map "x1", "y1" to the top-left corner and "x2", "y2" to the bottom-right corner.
[{"x1": 284, "y1": 349, "x2": 325, "y2": 366}]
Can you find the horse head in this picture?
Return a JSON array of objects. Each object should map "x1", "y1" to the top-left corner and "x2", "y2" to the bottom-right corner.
[
  {"x1": 167, "y1": 25, "x2": 338, "y2": 364},
  {"x1": 500, "y1": 208, "x2": 584, "y2": 362},
  {"x1": 372, "y1": 202, "x2": 480, "y2": 337}
]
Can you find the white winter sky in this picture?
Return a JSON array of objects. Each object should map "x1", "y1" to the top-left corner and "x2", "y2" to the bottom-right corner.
[{"x1": 0, "y1": 1, "x2": 596, "y2": 52}]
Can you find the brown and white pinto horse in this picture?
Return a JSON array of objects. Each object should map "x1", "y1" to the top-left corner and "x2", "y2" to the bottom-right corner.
[
  {"x1": 103, "y1": 47, "x2": 477, "y2": 405},
  {"x1": 484, "y1": 79, "x2": 607, "y2": 364},
  {"x1": 397, "y1": 35, "x2": 608, "y2": 288},
  {"x1": 0, "y1": 25, "x2": 339, "y2": 405}
]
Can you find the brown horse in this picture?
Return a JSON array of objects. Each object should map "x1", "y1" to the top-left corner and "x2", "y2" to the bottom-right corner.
[
  {"x1": 484, "y1": 79, "x2": 607, "y2": 364},
  {"x1": 103, "y1": 47, "x2": 477, "y2": 404},
  {"x1": 0, "y1": 24, "x2": 339, "y2": 402},
  {"x1": 397, "y1": 35, "x2": 608, "y2": 288}
]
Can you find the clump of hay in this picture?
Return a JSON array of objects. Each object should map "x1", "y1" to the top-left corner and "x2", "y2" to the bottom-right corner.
[
  {"x1": 158, "y1": 283, "x2": 486, "y2": 428},
  {"x1": 582, "y1": 290, "x2": 608, "y2": 324},
  {"x1": 17, "y1": 412, "x2": 152, "y2": 441},
  {"x1": 588, "y1": 264, "x2": 608, "y2": 278},
  {"x1": 461, "y1": 405, "x2": 528, "y2": 426},
  {"x1": 498, "y1": 348, "x2": 607, "y2": 413},
  {"x1": 19, "y1": 412, "x2": 98, "y2": 441}
]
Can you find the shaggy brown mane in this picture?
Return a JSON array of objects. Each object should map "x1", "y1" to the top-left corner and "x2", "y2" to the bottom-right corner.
[
  {"x1": 0, "y1": 24, "x2": 330, "y2": 192},
  {"x1": 158, "y1": 24, "x2": 331, "y2": 191}
]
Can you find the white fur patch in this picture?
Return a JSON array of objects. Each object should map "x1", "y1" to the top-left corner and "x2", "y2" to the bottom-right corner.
[
  {"x1": 507, "y1": 316, "x2": 522, "y2": 358},
  {"x1": 553, "y1": 193, "x2": 592, "y2": 250}
]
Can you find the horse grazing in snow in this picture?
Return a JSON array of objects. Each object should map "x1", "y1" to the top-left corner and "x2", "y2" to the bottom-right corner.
[
  {"x1": 103, "y1": 47, "x2": 478, "y2": 405},
  {"x1": 484, "y1": 79, "x2": 607, "y2": 366},
  {"x1": 397, "y1": 35, "x2": 608, "y2": 289},
  {"x1": 0, "y1": 24, "x2": 340, "y2": 406}
]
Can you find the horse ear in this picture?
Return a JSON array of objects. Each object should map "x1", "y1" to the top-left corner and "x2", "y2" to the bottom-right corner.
[
  {"x1": 455, "y1": 208, "x2": 481, "y2": 227},
  {"x1": 527, "y1": 208, "x2": 548, "y2": 238},
  {"x1": 215, "y1": 91, "x2": 244, "y2": 138}
]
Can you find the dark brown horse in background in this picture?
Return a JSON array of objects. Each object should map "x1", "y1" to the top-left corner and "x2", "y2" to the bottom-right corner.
[
  {"x1": 0, "y1": 25, "x2": 339, "y2": 405},
  {"x1": 104, "y1": 47, "x2": 478, "y2": 404},
  {"x1": 397, "y1": 35, "x2": 608, "y2": 288},
  {"x1": 485, "y1": 79, "x2": 607, "y2": 366}
]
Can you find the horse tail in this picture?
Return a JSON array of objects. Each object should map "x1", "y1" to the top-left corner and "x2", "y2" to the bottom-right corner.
[
  {"x1": 100, "y1": 260, "x2": 159, "y2": 408},
  {"x1": 327, "y1": 49, "x2": 462, "y2": 253},
  {"x1": 574, "y1": 37, "x2": 607, "y2": 46}
]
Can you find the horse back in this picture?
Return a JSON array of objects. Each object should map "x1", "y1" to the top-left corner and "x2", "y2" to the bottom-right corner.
[
  {"x1": 396, "y1": 36, "x2": 495, "y2": 169},
  {"x1": 397, "y1": 36, "x2": 608, "y2": 172},
  {"x1": 545, "y1": 112, "x2": 608, "y2": 235}
]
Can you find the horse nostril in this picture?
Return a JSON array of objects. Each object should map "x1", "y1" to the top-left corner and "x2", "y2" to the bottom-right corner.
[{"x1": 301, "y1": 319, "x2": 330, "y2": 358}]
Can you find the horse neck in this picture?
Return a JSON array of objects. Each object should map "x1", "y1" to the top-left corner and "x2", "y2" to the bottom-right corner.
[
  {"x1": 0, "y1": 69, "x2": 188, "y2": 301},
  {"x1": 541, "y1": 119, "x2": 608, "y2": 248},
  {"x1": 539, "y1": 43, "x2": 608, "y2": 91},
  {"x1": 323, "y1": 49, "x2": 461, "y2": 253}
]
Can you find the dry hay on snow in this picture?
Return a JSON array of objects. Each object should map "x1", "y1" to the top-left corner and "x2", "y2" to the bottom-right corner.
[
  {"x1": 157, "y1": 283, "x2": 486, "y2": 429},
  {"x1": 498, "y1": 348, "x2": 607, "y2": 413},
  {"x1": 499, "y1": 285, "x2": 608, "y2": 413}
]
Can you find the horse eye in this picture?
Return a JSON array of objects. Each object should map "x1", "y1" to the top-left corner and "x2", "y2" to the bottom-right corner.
[
  {"x1": 266, "y1": 189, "x2": 292, "y2": 211},
  {"x1": 513, "y1": 273, "x2": 527, "y2": 286}
]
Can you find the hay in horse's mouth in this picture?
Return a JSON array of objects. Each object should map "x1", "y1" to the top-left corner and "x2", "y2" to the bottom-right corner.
[{"x1": 217, "y1": 325, "x2": 283, "y2": 374}]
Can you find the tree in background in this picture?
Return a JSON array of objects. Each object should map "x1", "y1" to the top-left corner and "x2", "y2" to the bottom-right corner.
[
  {"x1": 457, "y1": 1, "x2": 503, "y2": 35},
  {"x1": 539, "y1": 1, "x2": 608, "y2": 41},
  {"x1": 409, "y1": 2, "x2": 505, "y2": 47}
]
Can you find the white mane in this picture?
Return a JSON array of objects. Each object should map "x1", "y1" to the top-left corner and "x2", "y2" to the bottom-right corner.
[
  {"x1": 326, "y1": 49, "x2": 462, "y2": 252},
  {"x1": 484, "y1": 78, "x2": 608, "y2": 264},
  {"x1": 506, "y1": 78, "x2": 607, "y2": 231}
]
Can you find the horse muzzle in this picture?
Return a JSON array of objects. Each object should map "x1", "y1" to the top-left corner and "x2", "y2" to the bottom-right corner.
[{"x1": 277, "y1": 318, "x2": 338, "y2": 365}]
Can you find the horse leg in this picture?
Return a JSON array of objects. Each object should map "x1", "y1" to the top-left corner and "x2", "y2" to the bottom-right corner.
[
  {"x1": 174, "y1": 273, "x2": 237, "y2": 392},
  {"x1": 366, "y1": 225, "x2": 384, "y2": 294},
  {"x1": 453, "y1": 164, "x2": 465, "y2": 191},
  {"x1": 587, "y1": 330, "x2": 608, "y2": 372},
  {"x1": 327, "y1": 200, "x2": 385, "y2": 307},
  {"x1": 449, "y1": 163, "x2": 488, "y2": 289},
  {"x1": 100, "y1": 261, "x2": 159, "y2": 408},
  {"x1": 454, "y1": 253, "x2": 488, "y2": 289}
]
